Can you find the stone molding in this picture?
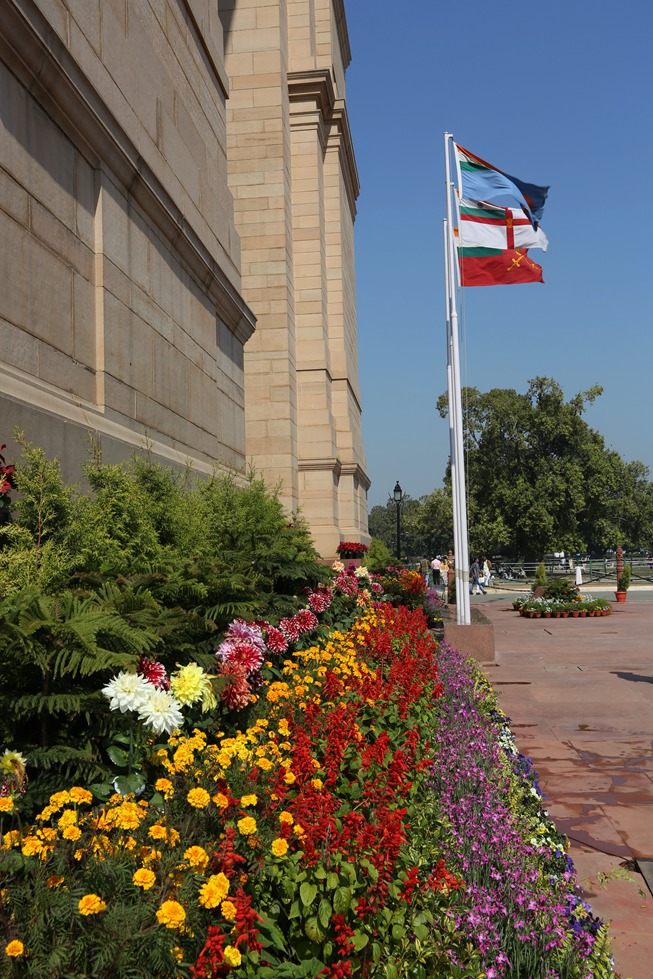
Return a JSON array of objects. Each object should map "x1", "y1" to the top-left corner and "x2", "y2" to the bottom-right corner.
[
  {"x1": 297, "y1": 457, "x2": 342, "y2": 477},
  {"x1": 1, "y1": 0, "x2": 255, "y2": 345},
  {"x1": 339, "y1": 462, "x2": 371, "y2": 491},
  {"x1": 288, "y1": 69, "x2": 358, "y2": 214},
  {"x1": 332, "y1": 0, "x2": 351, "y2": 70}
]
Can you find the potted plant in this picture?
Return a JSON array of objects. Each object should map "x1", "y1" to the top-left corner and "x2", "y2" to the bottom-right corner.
[
  {"x1": 336, "y1": 541, "x2": 369, "y2": 560},
  {"x1": 615, "y1": 565, "x2": 630, "y2": 603}
]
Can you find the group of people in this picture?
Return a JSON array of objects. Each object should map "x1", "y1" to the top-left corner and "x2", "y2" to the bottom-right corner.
[
  {"x1": 428, "y1": 555, "x2": 448, "y2": 589},
  {"x1": 421, "y1": 554, "x2": 494, "y2": 597},
  {"x1": 469, "y1": 556, "x2": 494, "y2": 595}
]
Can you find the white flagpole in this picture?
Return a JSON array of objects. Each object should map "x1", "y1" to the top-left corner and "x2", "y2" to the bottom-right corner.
[
  {"x1": 442, "y1": 218, "x2": 460, "y2": 613},
  {"x1": 444, "y1": 133, "x2": 471, "y2": 625}
]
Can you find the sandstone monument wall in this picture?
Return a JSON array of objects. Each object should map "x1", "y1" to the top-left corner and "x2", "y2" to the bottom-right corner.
[{"x1": 0, "y1": 0, "x2": 369, "y2": 558}]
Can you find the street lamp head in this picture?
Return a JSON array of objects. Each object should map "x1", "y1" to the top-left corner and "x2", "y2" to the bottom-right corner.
[{"x1": 393, "y1": 481, "x2": 403, "y2": 504}]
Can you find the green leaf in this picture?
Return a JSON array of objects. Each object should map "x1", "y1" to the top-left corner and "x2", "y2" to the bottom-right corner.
[
  {"x1": 391, "y1": 924, "x2": 405, "y2": 940},
  {"x1": 89, "y1": 781, "x2": 113, "y2": 801},
  {"x1": 258, "y1": 911, "x2": 287, "y2": 952},
  {"x1": 300, "y1": 882, "x2": 318, "y2": 907},
  {"x1": 413, "y1": 924, "x2": 429, "y2": 942},
  {"x1": 372, "y1": 942, "x2": 382, "y2": 964},
  {"x1": 106, "y1": 745, "x2": 130, "y2": 767},
  {"x1": 333, "y1": 886, "x2": 352, "y2": 914},
  {"x1": 318, "y1": 898, "x2": 332, "y2": 929},
  {"x1": 114, "y1": 772, "x2": 146, "y2": 796},
  {"x1": 352, "y1": 931, "x2": 369, "y2": 951},
  {"x1": 326, "y1": 871, "x2": 339, "y2": 890},
  {"x1": 288, "y1": 900, "x2": 301, "y2": 920},
  {"x1": 385, "y1": 964, "x2": 398, "y2": 979},
  {"x1": 314, "y1": 865, "x2": 327, "y2": 879},
  {"x1": 304, "y1": 916, "x2": 326, "y2": 944}
]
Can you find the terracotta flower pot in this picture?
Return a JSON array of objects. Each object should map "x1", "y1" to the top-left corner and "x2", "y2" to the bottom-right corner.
[
  {"x1": 614, "y1": 591, "x2": 627, "y2": 603},
  {"x1": 571, "y1": 611, "x2": 580, "y2": 617},
  {"x1": 561, "y1": 611, "x2": 569, "y2": 618}
]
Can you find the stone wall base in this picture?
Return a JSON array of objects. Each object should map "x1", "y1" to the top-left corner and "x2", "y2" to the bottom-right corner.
[{"x1": 443, "y1": 607, "x2": 495, "y2": 666}]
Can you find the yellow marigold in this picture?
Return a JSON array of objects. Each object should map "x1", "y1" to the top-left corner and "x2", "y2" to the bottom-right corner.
[
  {"x1": 156, "y1": 900, "x2": 186, "y2": 930},
  {"x1": 47, "y1": 874, "x2": 65, "y2": 888},
  {"x1": 224, "y1": 945, "x2": 242, "y2": 967},
  {"x1": 110, "y1": 802, "x2": 145, "y2": 830},
  {"x1": 198, "y1": 873, "x2": 230, "y2": 908},
  {"x1": 237, "y1": 816, "x2": 257, "y2": 836},
  {"x1": 187, "y1": 787, "x2": 210, "y2": 809},
  {"x1": 5, "y1": 940, "x2": 24, "y2": 957},
  {"x1": 62, "y1": 825, "x2": 82, "y2": 842},
  {"x1": 283, "y1": 770, "x2": 296, "y2": 785},
  {"x1": 311, "y1": 778, "x2": 323, "y2": 790},
  {"x1": 124, "y1": 836, "x2": 137, "y2": 850},
  {"x1": 68, "y1": 787, "x2": 93, "y2": 805},
  {"x1": 74, "y1": 849, "x2": 84, "y2": 861},
  {"x1": 277, "y1": 718, "x2": 290, "y2": 736},
  {"x1": 167, "y1": 827, "x2": 180, "y2": 847},
  {"x1": 257, "y1": 757, "x2": 273, "y2": 772},
  {"x1": 49, "y1": 790, "x2": 71, "y2": 810},
  {"x1": 78, "y1": 894, "x2": 107, "y2": 916},
  {"x1": 21, "y1": 836, "x2": 43, "y2": 857},
  {"x1": 279, "y1": 810, "x2": 294, "y2": 825},
  {"x1": 217, "y1": 752, "x2": 231, "y2": 768},
  {"x1": 271, "y1": 838, "x2": 289, "y2": 857},
  {"x1": 212, "y1": 793, "x2": 229, "y2": 809},
  {"x1": 133, "y1": 868, "x2": 156, "y2": 890},
  {"x1": 239, "y1": 794, "x2": 258, "y2": 807},
  {"x1": 149, "y1": 824, "x2": 168, "y2": 841},
  {"x1": 58, "y1": 809, "x2": 77, "y2": 828},
  {"x1": 221, "y1": 900, "x2": 237, "y2": 920},
  {"x1": 155, "y1": 778, "x2": 174, "y2": 799},
  {"x1": 184, "y1": 845, "x2": 209, "y2": 870},
  {"x1": 0, "y1": 798, "x2": 14, "y2": 813}
]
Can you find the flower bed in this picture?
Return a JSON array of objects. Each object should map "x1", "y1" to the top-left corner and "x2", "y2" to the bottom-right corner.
[
  {"x1": 1, "y1": 577, "x2": 615, "y2": 977},
  {"x1": 514, "y1": 594, "x2": 612, "y2": 618}
]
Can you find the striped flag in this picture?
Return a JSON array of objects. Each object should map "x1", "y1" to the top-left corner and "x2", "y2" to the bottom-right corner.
[
  {"x1": 456, "y1": 244, "x2": 544, "y2": 287},
  {"x1": 458, "y1": 199, "x2": 548, "y2": 252},
  {"x1": 455, "y1": 144, "x2": 549, "y2": 227}
]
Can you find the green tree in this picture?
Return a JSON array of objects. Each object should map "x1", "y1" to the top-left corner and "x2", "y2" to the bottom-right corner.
[{"x1": 436, "y1": 377, "x2": 653, "y2": 557}]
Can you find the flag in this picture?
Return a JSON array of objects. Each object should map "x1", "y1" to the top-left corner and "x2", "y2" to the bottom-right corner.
[
  {"x1": 458, "y1": 199, "x2": 548, "y2": 252},
  {"x1": 457, "y1": 245, "x2": 544, "y2": 287},
  {"x1": 455, "y1": 144, "x2": 549, "y2": 227}
]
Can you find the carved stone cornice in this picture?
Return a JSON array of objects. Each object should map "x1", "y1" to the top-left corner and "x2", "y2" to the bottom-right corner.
[
  {"x1": 0, "y1": 0, "x2": 255, "y2": 345},
  {"x1": 329, "y1": 99, "x2": 359, "y2": 215},
  {"x1": 332, "y1": 0, "x2": 351, "y2": 70},
  {"x1": 297, "y1": 457, "x2": 342, "y2": 477},
  {"x1": 287, "y1": 68, "x2": 336, "y2": 121},
  {"x1": 340, "y1": 462, "x2": 371, "y2": 491}
]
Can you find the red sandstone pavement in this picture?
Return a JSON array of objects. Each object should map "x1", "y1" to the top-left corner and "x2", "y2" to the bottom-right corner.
[{"x1": 478, "y1": 598, "x2": 653, "y2": 979}]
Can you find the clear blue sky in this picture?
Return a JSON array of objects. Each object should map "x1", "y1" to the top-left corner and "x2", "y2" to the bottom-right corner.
[{"x1": 346, "y1": 0, "x2": 653, "y2": 507}]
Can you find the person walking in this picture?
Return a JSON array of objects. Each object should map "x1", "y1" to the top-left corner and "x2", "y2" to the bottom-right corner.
[
  {"x1": 470, "y1": 557, "x2": 485, "y2": 595},
  {"x1": 430, "y1": 555, "x2": 442, "y2": 588}
]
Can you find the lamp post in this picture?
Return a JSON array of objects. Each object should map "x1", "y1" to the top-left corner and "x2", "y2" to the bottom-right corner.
[{"x1": 393, "y1": 481, "x2": 403, "y2": 562}]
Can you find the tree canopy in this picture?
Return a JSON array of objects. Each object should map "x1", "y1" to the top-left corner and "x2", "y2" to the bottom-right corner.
[
  {"x1": 370, "y1": 377, "x2": 653, "y2": 562},
  {"x1": 435, "y1": 377, "x2": 653, "y2": 558}
]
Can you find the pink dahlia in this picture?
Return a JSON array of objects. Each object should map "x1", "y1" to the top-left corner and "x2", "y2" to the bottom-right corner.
[
  {"x1": 218, "y1": 662, "x2": 251, "y2": 711},
  {"x1": 137, "y1": 657, "x2": 170, "y2": 691},
  {"x1": 219, "y1": 640, "x2": 263, "y2": 676},
  {"x1": 223, "y1": 619, "x2": 265, "y2": 652}
]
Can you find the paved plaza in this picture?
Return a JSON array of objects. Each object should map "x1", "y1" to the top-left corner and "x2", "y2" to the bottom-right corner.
[{"x1": 476, "y1": 591, "x2": 653, "y2": 979}]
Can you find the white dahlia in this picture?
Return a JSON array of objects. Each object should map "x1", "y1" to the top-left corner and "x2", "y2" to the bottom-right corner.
[
  {"x1": 137, "y1": 689, "x2": 184, "y2": 736},
  {"x1": 101, "y1": 672, "x2": 153, "y2": 713}
]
